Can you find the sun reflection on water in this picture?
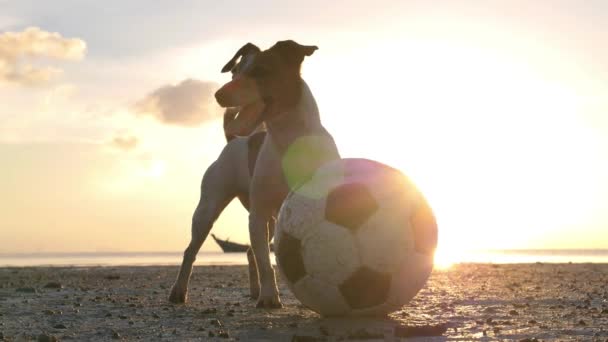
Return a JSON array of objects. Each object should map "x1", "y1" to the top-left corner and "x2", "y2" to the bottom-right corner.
[{"x1": 433, "y1": 248, "x2": 608, "y2": 269}]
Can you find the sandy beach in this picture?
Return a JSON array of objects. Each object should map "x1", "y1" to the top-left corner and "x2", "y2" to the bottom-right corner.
[{"x1": 1, "y1": 263, "x2": 607, "y2": 341}]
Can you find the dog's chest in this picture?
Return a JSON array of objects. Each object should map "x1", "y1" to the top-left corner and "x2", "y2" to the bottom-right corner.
[
  {"x1": 246, "y1": 131, "x2": 267, "y2": 178},
  {"x1": 250, "y1": 138, "x2": 290, "y2": 205}
]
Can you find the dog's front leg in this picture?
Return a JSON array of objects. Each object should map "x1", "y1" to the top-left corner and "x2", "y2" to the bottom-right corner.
[
  {"x1": 249, "y1": 210, "x2": 282, "y2": 308},
  {"x1": 246, "y1": 217, "x2": 275, "y2": 299}
]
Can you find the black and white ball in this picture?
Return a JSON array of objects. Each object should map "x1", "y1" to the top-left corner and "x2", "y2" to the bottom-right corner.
[{"x1": 275, "y1": 158, "x2": 437, "y2": 316}]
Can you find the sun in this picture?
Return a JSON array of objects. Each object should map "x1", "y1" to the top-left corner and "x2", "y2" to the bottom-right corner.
[{"x1": 433, "y1": 247, "x2": 458, "y2": 269}]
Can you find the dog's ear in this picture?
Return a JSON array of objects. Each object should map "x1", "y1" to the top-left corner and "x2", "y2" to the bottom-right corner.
[
  {"x1": 221, "y1": 43, "x2": 261, "y2": 73},
  {"x1": 271, "y1": 40, "x2": 318, "y2": 66}
]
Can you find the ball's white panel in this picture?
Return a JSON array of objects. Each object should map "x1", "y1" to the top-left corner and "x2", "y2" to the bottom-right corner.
[
  {"x1": 356, "y1": 203, "x2": 414, "y2": 273},
  {"x1": 277, "y1": 190, "x2": 326, "y2": 241},
  {"x1": 364, "y1": 173, "x2": 418, "y2": 216},
  {"x1": 387, "y1": 251, "x2": 434, "y2": 307},
  {"x1": 301, "y1": 221, "x2": 361, "y2": 285},
  {"x1": 301, "y1": 159, "x2": 374, "y2": 201},
  {"x1": 292, "y1": 275, "x2": 350, "y2": 316},
  {"x1": 310, "y1": 158, "x2": 347, "y2": 189},
  {"x1": 333, "y1": 159, "x2": 417, "y2": 207},
  {"x1": 291, "y1": 171, "x2": 332, "y2": 200}
]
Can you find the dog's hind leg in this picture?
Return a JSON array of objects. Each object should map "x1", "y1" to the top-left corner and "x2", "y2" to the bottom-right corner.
[{"x1": 169, "y1": 161, "x2": 234, "y2": 304}]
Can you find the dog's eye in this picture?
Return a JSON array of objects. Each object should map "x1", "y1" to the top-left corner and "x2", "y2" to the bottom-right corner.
[{"x1": 250, "y1": 66, "x2": 270, "y2": 78}]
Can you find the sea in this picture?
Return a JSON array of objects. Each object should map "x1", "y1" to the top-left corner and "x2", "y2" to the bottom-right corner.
[{"x1": 1, "y1": 249, "x2": 607, "y2": 267}]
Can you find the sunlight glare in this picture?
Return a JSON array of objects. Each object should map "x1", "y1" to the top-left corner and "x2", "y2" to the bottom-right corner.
[
  {"x1": 433, "y1": 246, "x2": 457, "y2": 270},
  {"x1": 314, "y1": 37, "x2": 602, "y2": 256}
]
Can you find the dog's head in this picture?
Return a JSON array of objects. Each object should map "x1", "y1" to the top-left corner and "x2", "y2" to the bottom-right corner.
[
  {"x1": 215, "y1": 40, "x2": 318, "y2": 137},
  {"x1": 221, "y1": 43, "x2": 261, "y2": 140}
]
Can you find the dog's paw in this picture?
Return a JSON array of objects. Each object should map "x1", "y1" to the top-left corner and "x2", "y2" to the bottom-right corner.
[
  {"x1": 249, "y1": 278, "x2": 260, "y2": 300},
  {"x1": 255, "y1": 285, "x2": 282, "y2": 308},
  {"x1": 249, "y1": 287, "x2": 260, "y2": 300},
  {"x1": 168, "y1": 286, "x2": 187, "y2": 304},
  {"x1": 256, "y1": 295, "x2": 282, "y2": 309}
]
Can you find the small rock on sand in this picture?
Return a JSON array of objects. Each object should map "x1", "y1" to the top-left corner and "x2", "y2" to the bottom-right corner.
[
  {"x1": 347, "y1": 329, "x2": 383, "y2": 339},
  {"x1": 291, "y1": 336, "x2": 326, "y2": 342},
  {"x1": 394, "y1": 324, "x2": 448, "y2": 338},
  {"x1": 319, "y1": 326, "x2": 329, "y2": 336},
  {"x1": 37, "y1": 333, "x2": 58, "y2": 342},
  {"x1": 43, "y1": 282, "x2": 63, "y2": 289},
  {"x1": 201, "y1": 307, "x2": 217, "y2": 314},
  {"x1": 44, "y1": 310, "x2": 61, "y2": 316}
]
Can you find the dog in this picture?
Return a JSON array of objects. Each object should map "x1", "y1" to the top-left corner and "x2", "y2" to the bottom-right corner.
[
  {"x1": 168, "y1": 42, "x2": 328, "y2": 304},
  {"x1": 215, "y1": 40, "x2": 341, "y2": 308}
]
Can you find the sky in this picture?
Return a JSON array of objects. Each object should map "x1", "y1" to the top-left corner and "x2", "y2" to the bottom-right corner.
[{"x1": 1, "y1": 1, "x2": 607, "y2": 257}]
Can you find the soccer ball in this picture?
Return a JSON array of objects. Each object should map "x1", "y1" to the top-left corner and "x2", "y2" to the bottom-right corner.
[{"x1": 274, "y1": 158, "x2": 437, "y2": 316}]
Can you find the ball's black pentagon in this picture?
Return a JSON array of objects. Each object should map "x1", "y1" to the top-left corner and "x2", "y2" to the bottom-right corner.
[
  {"x1": 339, "y1": 266, "x2": 391, "y2": 309},
  {"x1": 276, "y1": 231, "x2": 306, "y2": 283},
  {"x1": 411, "y1": 201, "x2": 438, "y2": 255},
  {"x1": 325, "y1": 183, "x2": 378, "y2": 231}
]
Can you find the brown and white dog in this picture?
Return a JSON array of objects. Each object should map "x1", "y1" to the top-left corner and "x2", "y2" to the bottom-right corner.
[{"x1": 215, "y1": 40, "x2": 341, "y2": 308}]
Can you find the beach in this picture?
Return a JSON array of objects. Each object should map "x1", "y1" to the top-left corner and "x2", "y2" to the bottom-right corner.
[{"x1": 1, "y1": 263, "x2": 607, "y2": 341}]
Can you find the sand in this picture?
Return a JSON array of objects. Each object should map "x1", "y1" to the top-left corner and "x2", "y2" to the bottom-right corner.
[{"x1": 1, "y1": 263, "x2": 608, "y2": 341}]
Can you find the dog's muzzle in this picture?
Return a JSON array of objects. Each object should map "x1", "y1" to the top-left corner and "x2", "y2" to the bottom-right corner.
[
  {"x1": 215, "y1": 77, "x2": 260, "y2": 108},
  {"x1": 216, "y1": 76, "x2": 267, "y2": 137}
]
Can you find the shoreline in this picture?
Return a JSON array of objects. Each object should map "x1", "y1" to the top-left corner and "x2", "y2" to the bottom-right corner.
[
  {"x1": 3, "y1": 249, "x2": 608, "y2": 268},
  {"x1": 1, "y1": 264, "x2": 607, "y2": 341}
]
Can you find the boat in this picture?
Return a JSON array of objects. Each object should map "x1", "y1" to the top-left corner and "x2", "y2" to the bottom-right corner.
[
  {"x1": 211, "y1": 234, "x2": 274, "y2": 253},
  {"x1": 211, "y1": 234, "x2": 249, "y2": 252}
]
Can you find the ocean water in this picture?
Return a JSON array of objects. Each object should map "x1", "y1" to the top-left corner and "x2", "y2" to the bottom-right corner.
[
  {"x1": 0, "y1": 251, "x2": 250, "y2": 267},
  {"x1": 434, "y1": 249, "x2": 608, "y2": 268},
  {"x1": 1, "y1": 249, "x2": 608, "y2": 267}
]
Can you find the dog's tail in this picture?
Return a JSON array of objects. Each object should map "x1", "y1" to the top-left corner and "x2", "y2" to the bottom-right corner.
[{"x1": 223, "y1": 107, "x2": 239, "y2": 142}]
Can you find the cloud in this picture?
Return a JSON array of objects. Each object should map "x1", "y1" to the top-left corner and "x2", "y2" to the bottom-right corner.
[
  {"x1": 110, "y1": 134, "x2": 139, "y2": 151},
  {"x1": 135, "y1": 78, "x2": 221, "y2": 126},
  {"x1": 0, "y1": 26, "x2": 86, "y2": 86}
]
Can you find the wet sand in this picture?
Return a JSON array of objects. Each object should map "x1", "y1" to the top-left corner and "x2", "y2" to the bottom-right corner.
[{"x1": 1, "y1": 263, "x2": 607, "y2": 341}]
